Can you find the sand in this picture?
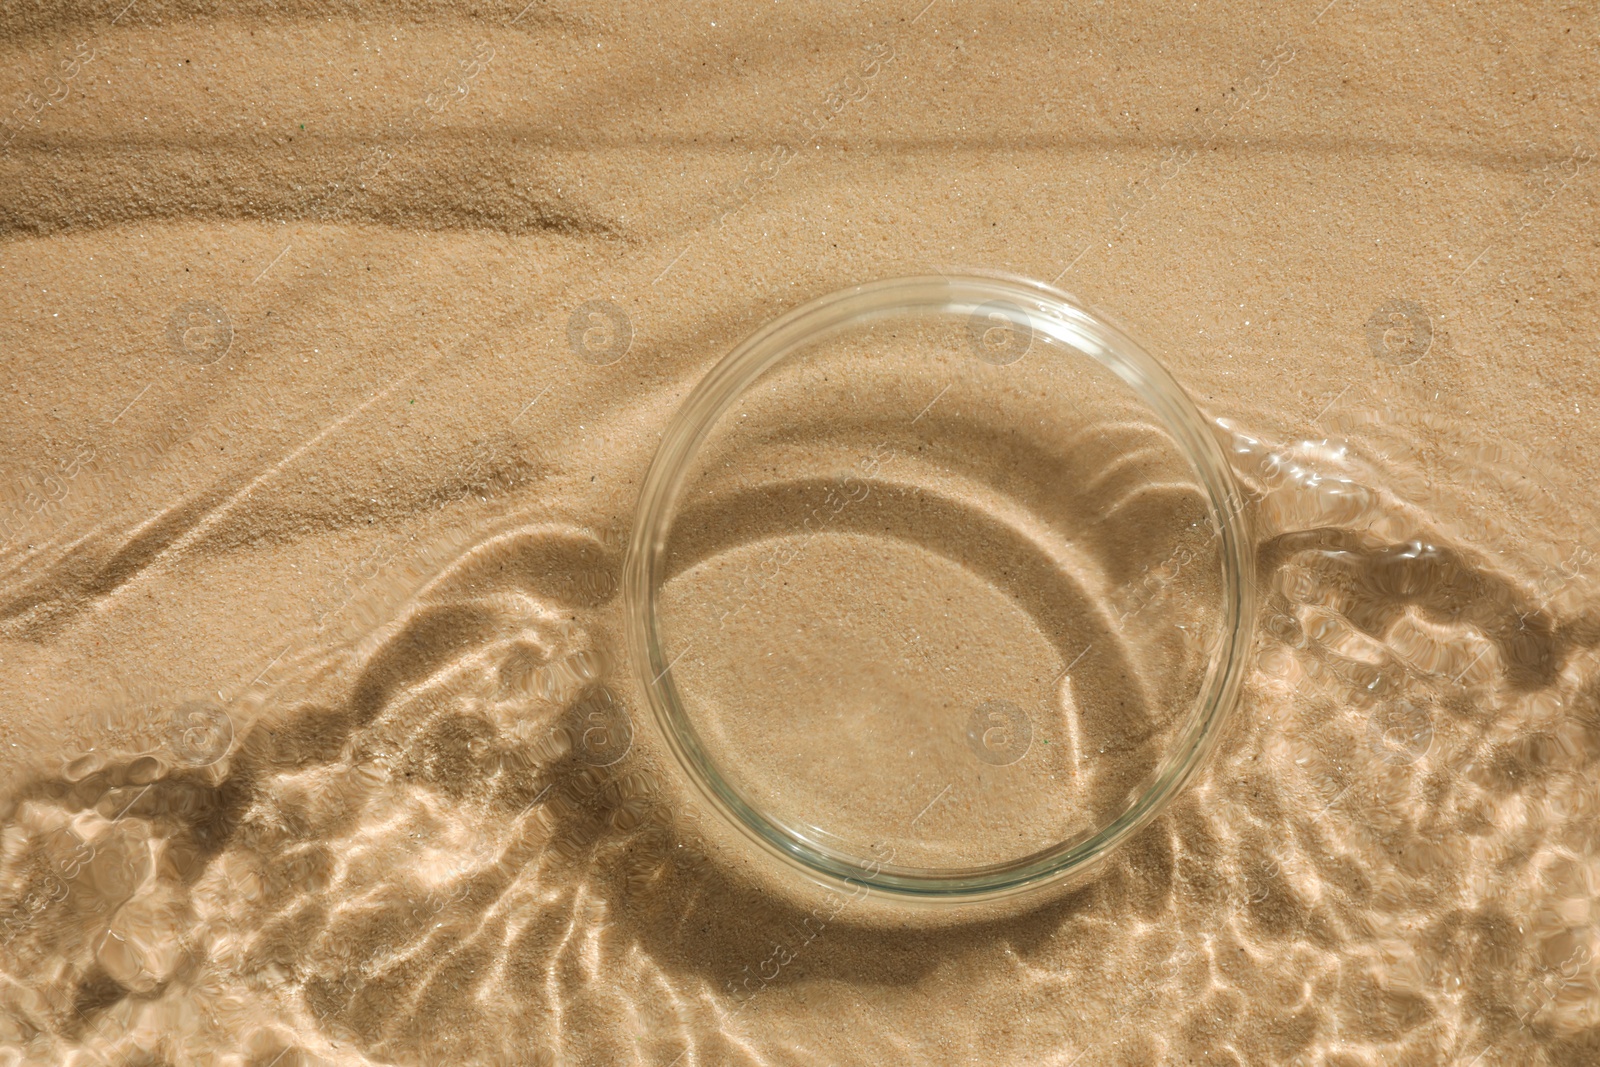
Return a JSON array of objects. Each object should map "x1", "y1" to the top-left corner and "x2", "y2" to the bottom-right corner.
[{"x1": 1, "y1": 1, "x2": 1598, "y2": 1064}]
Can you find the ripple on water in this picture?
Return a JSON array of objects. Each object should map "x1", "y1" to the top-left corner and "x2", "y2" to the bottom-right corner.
[{"x1": 5, "y1": 407, "x2": 1600, "y2": 1065}]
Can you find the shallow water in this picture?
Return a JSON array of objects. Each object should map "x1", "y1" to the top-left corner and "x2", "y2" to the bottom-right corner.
[
  {"x1": 2, "y1": 384, "x2": 1597, "y2": 1066},
  {"x1": 1, "y1": 4, "x2": 1596, "y2": 1063}
]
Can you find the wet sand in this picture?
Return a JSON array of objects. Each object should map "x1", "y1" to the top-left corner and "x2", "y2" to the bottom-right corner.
[{"x1": 1, "y1": 1, "x2": 1598, "y2": 1064}]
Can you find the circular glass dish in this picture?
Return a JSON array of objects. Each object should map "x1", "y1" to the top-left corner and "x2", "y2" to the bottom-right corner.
[{"x1": 625, "y1": 273, "x2": 1253, "y2": 902}]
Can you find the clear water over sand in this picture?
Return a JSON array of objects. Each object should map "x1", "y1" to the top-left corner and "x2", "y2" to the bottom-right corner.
[{"x1": 1, "y1": 3, "x2": 1596, "y2": 1064}]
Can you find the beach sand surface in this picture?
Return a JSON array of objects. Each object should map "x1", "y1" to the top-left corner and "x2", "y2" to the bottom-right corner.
[{"x1": 1, "y1": 1, "x2": 1598, "y2": 1064}]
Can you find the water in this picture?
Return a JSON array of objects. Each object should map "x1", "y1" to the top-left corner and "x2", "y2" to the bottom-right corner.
[{"x1": 1, "y1": 396, "x2": 1597, "y2": 1066}]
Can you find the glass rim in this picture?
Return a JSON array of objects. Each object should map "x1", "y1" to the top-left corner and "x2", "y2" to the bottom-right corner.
[{"x1": 624, "y1": 272, "x2": 1255, "y2": 903}]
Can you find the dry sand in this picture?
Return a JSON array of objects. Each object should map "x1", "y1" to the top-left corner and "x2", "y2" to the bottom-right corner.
[{"x1": 1, "y1": 1, "x2": 1598, "y2": 1064}]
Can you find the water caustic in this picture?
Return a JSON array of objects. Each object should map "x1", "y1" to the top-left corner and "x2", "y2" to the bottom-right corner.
[{"x1": 1, "y1": 404, "x2": 1599, "y2": 1062}]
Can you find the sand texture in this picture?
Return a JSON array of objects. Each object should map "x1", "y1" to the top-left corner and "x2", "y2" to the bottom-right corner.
[{"x1": 1, "y1": 1, "x2": 1598, "y2": 1065}]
